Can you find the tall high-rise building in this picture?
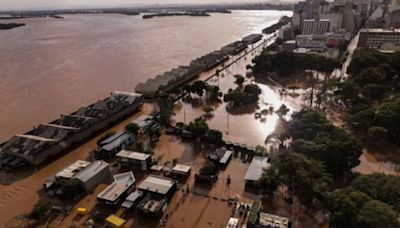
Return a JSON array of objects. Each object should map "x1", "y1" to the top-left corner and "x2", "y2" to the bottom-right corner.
[
  {"x1": 302, "y1": 19, "x2": 331, "y2": 34},
  {"x1": 342, "y1": 0, "x2": 356, "y2": 33},
  {"x1": 321, "y1": 13, "x2": 344, "y2": 31},
  {"x1": 386, "y1": 0, "x2": 400, "y2": 28}
]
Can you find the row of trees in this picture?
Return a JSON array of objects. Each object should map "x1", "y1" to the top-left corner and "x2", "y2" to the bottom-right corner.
[
  {"x1": 251, "y1": 51, "x2": 341, "y2": 78},
  {"x1": 183, "y1": 80, "x2": 223, "y2": 102}
]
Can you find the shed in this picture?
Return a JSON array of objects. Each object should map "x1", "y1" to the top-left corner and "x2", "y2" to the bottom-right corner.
[{"x1": 244, "y1": 156, "x2": 270, "y2": 184}]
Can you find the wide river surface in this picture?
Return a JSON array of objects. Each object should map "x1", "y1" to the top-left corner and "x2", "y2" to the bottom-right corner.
[{"x1": 0, "y1": 10, "x2": 291, "y2": 140}]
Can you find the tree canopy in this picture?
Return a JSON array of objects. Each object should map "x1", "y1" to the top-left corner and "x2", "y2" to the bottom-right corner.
[
  {"x1": 259, "y1": 152, "x2": 332, "y2": 205},
  {"x1": 288, "y1": 110, "x2": 362, "y2": 176},
  {"x1": 224, "y1": 84, "x2": 262, "y2": 107},
  {"x1": 328, "y1": 187, "x2": 400, "y2": 228},
  {"x1": 252, "y1": 51, "x2": 341, "y2": 78},
  {"x1": 350, "y1": 173, "x2": 400, "y2": 212}
]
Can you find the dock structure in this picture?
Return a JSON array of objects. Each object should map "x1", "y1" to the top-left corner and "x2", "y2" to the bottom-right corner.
[
  {"x1": 0, "y1": 92, "x2": 142, "y2": 167},
  {"x1": 135, "y1": 50, "x2": 229, "y2": 98},
  {"x1": 97, "y1": 171, "x2": 136, "y2": 206},
  {"x1": 135, "y1": 66, "x2": 200, "y2": 98},
  {"x1": 221, "y1": 40, "x2": 248, "y2": 55}
]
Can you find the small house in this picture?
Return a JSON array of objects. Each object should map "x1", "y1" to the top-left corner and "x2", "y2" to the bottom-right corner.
[{"x1": 116, "y1": 150, "x2": 152, "y2": 171}]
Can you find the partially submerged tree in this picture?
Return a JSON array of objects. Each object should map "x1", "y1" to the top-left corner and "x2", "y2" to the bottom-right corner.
[
  {"x1": 234, "y1": 74, "x2": 245, "y2": 87},
  {"x1": 199, "y1": 160, "x2": 216, "y2": 176}
]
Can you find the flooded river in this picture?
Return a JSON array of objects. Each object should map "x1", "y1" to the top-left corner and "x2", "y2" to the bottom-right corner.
[
  {"x1": 0, "y1": 10, "x2": 291, "y2": 141},
  {"x1": 0, "y1": 10, "x2": 293, "y2": 225}
]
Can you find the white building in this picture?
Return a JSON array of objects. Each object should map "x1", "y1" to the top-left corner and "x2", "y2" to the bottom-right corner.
[
  {"x1": 358, "y1": 28, "x2": 400, "y2": 51},
  {"x1": 302, "y1": 19, "x2": 330, "y2": 34},
  {"x1": 321, "y1": 13, "x2": 343, "y2": 32},
  {"x1": 296, "y1": 35, "x2": 327, "y2": 49}
]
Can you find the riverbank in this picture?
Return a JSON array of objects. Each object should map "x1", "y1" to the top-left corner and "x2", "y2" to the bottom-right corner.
[
  {"x1": 0, "y1": 23, "x2": 25, "y2": 29},
  {"x1": 143, "y1": 12, "x2": 210, "y2": 19}
]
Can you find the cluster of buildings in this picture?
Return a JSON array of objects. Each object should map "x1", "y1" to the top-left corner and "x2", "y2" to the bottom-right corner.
[
  {"x1": 0, "y1": 92, "x2": 142, "y2": 167},
  {"x1": 135, "y1": 33, "x2": 263, "y2": 98},
  {"x1": 44, "y1": 151, "x2": 187, "y2": 223},
  {"x1": 280, "y1": 0, "x2": 381, "y2": 56},
  {"x1": 359, "y1": 0, "x2": 400, "y2": 51}
]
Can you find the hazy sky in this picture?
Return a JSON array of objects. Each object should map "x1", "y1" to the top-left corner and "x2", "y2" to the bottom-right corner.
[{"x1": 0, "y1": 0, "x2": 297, "y2": 11}]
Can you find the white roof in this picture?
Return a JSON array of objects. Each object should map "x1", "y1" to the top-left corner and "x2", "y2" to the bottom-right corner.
[
  {"x1": 172, "y1": 164, "x2": 191, "y2": 174},
  {"x1": 116, "y1": 150, "x2": 151, "y2": 161},
  {"x1": 74, "y1": 160, "x2": 109, "y2": 183},
  {"x1": 56, "y1": 160, "x2": 91, "y2": 179},
  {"x1": 97, "y1": 171, "x2": 136, "y2": 202},
  {"x1": 244, "y1": 156, "x2": 270, "y2": 181},
  {"x1": 226, "y1": 217, "x2": 239, "y2": 228},
  {"x1": 360, "y1": 28, "x2": 400, "y2": 33},
  {"x1": 138, "y1": 175, "x2": 176, "y2": 195}
]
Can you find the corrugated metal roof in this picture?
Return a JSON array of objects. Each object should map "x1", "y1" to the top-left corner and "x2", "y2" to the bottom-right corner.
[{"x1": 244, "y1": 156, "x2": 270, "y2": 181}]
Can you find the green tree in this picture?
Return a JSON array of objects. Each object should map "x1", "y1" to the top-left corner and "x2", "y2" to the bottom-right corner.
[
  {"x1": 361, "y1": 84, "x2": 387, "y2": 100},
  {"x1": 367, "y1": 126, "x2": 388, "y2": 143},
  {"x1": 257, "y1": 166, "x2": 279, "y2": 196},
  {"x1": 187, "y1": 117, "x2": 209, "y2": 138},
  {"x1": 266, "y1": 152, "x2": 332, "y2": 205},
  {"x1": 276, "y1": 104, "x2": 290, "y2": 118},
  {"x1": 190, "y1": 80, "x2": 207, "y2": 97},
  {"x1": 351, "y1": 173, "x2": 400, "y2": 212},
  {"x1": 345, "y1": 108, "x2": 376, "y2": 132},
  {"x1": 199, "y1": 160, "x2": 216, "y2": 175},
  {"x1": 206, "y1": 129, "x2": 223, "y2": 145},
  {"x1": 31, "y1": 199, "x2": 53, "y2": 220},
  {"x1": 205, "y1": 85, "x2": 222, "y2": 101},
  {"x1": 289, "y1": 110, "x2": 362, "y2": 176},
  {"x1": 234, "y1": 74, "x2": 245, "y2": 87},
  {"x1": 328, "y1": 187, "x2": 400, "y2": 228},
  {"x1": 157, "y1": 94, "x2": 174, "y2": 125}
]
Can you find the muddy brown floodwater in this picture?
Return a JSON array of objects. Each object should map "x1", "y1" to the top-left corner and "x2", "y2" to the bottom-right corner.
[
  {"x1": 0, "y1": 10, "x2": 291, "y2": 141},
  {"x1": 0, "y1": 104, "x2": 154, "y2": 225}
]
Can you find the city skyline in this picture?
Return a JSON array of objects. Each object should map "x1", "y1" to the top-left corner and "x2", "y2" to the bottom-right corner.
[{"x1": 0, "y1": 0, "x2": 298, "y2": 11}]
